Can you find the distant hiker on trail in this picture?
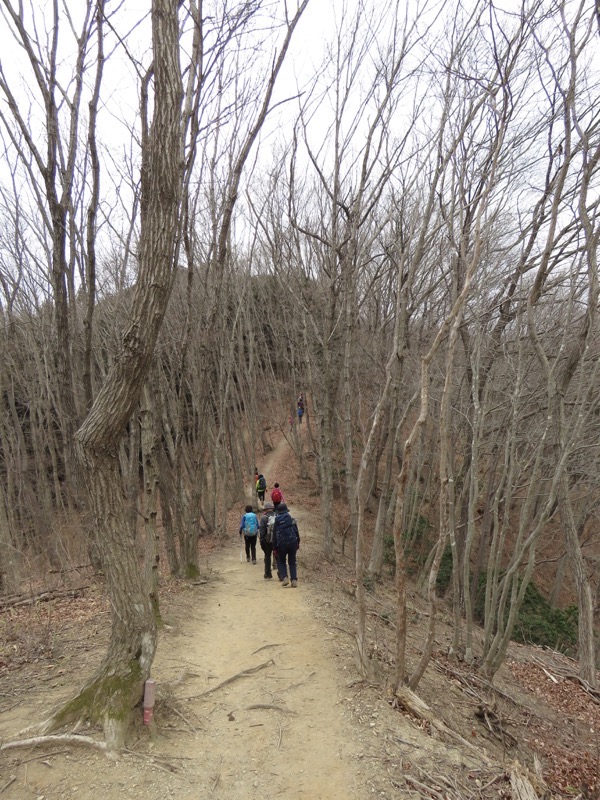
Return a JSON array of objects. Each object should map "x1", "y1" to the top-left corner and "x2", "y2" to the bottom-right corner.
[
  {"x1": 256, "y1": 473, "x2": 267, "y2": 506},
  {"x1": 259, "y1": 502, "x2": 276, "y2": 579},
  {"x1": 297, "y1": 393, "x2": 305, "y2": 424},
  {"x1": 239, "y1": 504, "x2": 259, "y2": 564},
  {"x1": 273, "y1": 502, "x2": 300, "y2": 588},
  {"x1": 271, "y1": 482, "x2": 284, "y2": 507}
]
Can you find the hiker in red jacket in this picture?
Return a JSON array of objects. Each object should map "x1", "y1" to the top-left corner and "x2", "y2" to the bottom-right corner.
[{"x1": 270, "y1": 482, "x2": 284, "y2": 507}]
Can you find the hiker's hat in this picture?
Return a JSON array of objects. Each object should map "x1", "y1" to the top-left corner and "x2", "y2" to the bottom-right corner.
[{"x1": 263, "y1": 502, "x2": 274, "y2": 510}]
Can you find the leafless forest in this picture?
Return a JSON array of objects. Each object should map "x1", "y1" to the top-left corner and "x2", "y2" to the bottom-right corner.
[{"x1": 0, "y1": 0, "x2": 599, "y2": 749}]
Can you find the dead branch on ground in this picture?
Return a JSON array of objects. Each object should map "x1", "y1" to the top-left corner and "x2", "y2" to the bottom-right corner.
[
  {"x1": 391, "y1": 686, "x2": 493, "y2": 764},
  {"x1": 474, "y1": 703, "x2": 518, "y2": 748},
  {"x1": 251, "y1": 643, "x2": 283, "y2": 655},
  {"x1": 246, "y1": 703, "x2": 297, "y2": 715},
  {"x1": 0, "y1": 587, "x2": 89, "y2": 612},
  {"x1": 187, "y1": 659, "x2": 274, "y2": 698}
]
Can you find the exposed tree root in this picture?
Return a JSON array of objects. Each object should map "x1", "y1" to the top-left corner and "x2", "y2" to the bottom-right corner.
[
  {"x1": 245, "y1": 703, "x2": 297, "y2": 715},
  {"x1": 251, "y1": 643, "x2": 283, "y2": 655},
  {"x1": 0, "y1": 775, "x2": 16, "y2": 793},
  {"x1": 187, "y1": 658, "x2": 275, "y2": 699},
  {"x1": 0, "y1": 734, "x2": 109, "y2": 754}
]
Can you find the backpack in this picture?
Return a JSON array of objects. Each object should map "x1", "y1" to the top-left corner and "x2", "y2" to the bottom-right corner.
[
  {"x1": 274, "y1": 513, "x2": 297, "y2": 545},
  {"x1": 245, "y1": 513, "x2": 258, "y2": 535},
  {"x1": 266, "y1": 514, "x2": 276, "y2": 544},
  {"x1": 257, "y1": 476, "x2": 266, "y2": 491},
  {"x1": 271, "y1": 487, "x2": 282, "y2": 504}
]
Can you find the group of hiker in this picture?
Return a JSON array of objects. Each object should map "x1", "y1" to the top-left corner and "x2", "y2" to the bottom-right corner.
[{"x1": 239, "y1": 475, "x2": 300, "y2": 587}]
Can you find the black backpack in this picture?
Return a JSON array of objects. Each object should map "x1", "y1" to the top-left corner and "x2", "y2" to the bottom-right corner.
[
  {"x1": 275, "y1": 513, "x2": 297, "y2": 544},
  {"x1": 258, "y1": 476, "x2": 266, "y2": 491}
]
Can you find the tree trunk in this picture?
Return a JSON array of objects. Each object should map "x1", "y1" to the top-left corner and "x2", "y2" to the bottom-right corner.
[
  {"x1": 47, "y1": 0, "x2": 183, "y2": 748},
  {"x1": 141, "y1": 382, "x2": 161, "y2": 619},
  {"x1": 46, "y1": 451, "x2": 157, "y2": 749},
  {"x1": 559, "y1": 476, "x2": 595, "y2": 686}
]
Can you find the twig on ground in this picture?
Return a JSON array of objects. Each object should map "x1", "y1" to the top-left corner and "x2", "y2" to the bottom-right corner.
[
  {"x1": 479, "y1": 772, "x2": 507, "y2": 792},
  {"x1": 404, "y1": 773, "x2": 445, "y2": 799},
  {"x1": 433, "y1": 658, "x2": 519, "y2": 707},
  {"x1": 246, "y1": 704, "x2": 297, "y2": 715},
  {"x1": 328, "y1": 625, "x2": 354, "y2": 638},
  {"x1": 161, "y1": 699, "x2": 202, "y2": 735},
  {"x1": 252, "y1": 643, "x2": 283, "y2": 655},
  {"x1": 21, "y1": 749, "x2": 68, "y2": 764},
  {"x1": 189, "y1": 659, "x2": 274, "y2": 699},
  {"x1": 283, "y1": 671, "x2": 316, "y2": 693},
  {"x1": 123, "y1": 749, "x2": 179, "y2": 775},
  {"x1": 0, "y1": 776, "x2": 16, "y2": 794},
  {"x1": 209, "y1": 772, "x2": 220, "y2": 795}
]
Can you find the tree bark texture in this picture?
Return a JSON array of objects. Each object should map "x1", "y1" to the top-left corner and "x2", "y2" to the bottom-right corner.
[{"x1": 65, "y1": 0, "x2": 183, "y2": 747}]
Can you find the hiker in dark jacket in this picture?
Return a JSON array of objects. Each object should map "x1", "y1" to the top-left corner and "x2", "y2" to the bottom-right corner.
[
  {"x1": 272, "y1": 502, "x2": 300, "y2": 587},
  {"x1": 259, "y1": 502, "x2": 276, "y2": 579}
]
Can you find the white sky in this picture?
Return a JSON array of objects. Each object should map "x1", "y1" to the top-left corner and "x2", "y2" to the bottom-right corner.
[{"x1": 0, "y1": 0, "x2": 598, "y2": 295}]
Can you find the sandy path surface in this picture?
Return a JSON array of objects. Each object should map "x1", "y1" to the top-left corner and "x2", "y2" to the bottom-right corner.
[
  {"x1": 156, "y1": 533, "x2": 361, "y2": 799},
  {"x1": 149, "y1": 432, "x2": 363, "y2": 798},
  {"x1": 0, "y1": 434, "x2": 367, "y2": 800}
]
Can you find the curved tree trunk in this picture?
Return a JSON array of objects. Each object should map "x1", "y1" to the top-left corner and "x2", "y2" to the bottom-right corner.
[{"x1": 45, "y1": 0, "x2": 183, "y2": 749}]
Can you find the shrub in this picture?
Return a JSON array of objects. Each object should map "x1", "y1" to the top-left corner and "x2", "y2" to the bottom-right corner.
[
  {"x1": 514, "y1": 582, "x2": 578, "y2": 655},
  {"x1": 435, "y1": 546, "x2": 453, "y2": 593},
  {"x1": 434, "y1": 551, "x2": 578, "y2": 656},
  {"x1": 383, "y1": 535, "x2": 395, "y2": 567}
]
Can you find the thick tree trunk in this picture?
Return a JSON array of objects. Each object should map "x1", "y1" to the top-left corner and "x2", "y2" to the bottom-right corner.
[
  {"x1": 46, "y1": 0, "x2": 183, "y2": 748},
  {"x1": 45, "y1": 451, "x2": 157, "y2": 749},
  {"x1": 141, "y1": 383, "x2": 161, "y2": 618}
]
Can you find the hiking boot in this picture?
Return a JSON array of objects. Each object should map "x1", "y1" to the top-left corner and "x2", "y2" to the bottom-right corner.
[
  {"x1": 282, "y1": 577, "x2": 290, "y2": 587},
  {"x1": 291, "y1": 580, "x2": 297, "y2": 588},
  {"x1": 252, "y1": 559, "x2": 257, "y2": 564},
  {"x1": 264, "y1": 575, "x2": 272, "y2": 580},
  {"x1": 246, "y1": 558, "x2": 250, "y2": 563}
]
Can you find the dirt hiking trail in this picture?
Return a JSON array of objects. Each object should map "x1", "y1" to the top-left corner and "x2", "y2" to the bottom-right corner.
[
  {"x1": 173, "y1": 434, "x2": 362, "y2": 798},
  {"x1": 0, "y1": 434, "x2": 378, "y2": 800},
  {"x1": 159, "y1": 530, "x2": 361, "y2": 799},
  {"x1": 3, "y1": 429, "x2": 600, "y2": 798}
]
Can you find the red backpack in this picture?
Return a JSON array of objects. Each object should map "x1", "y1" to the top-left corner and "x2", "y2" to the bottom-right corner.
[{"x1": 271, "y1": 487, "x2": 282, "y2": 504}]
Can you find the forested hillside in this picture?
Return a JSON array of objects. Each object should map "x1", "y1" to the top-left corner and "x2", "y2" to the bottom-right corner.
[{"x1": 1, "y1": 0, "x2": 599, "y2": 753}]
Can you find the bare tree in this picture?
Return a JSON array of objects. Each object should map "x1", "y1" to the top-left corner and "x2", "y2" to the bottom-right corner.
[
  {"x1": 0, "y1": 0, "x2": 100, "y2": 459},
  {"x1": 44, "y1": 0, "x2": 185, "y2": 749}
]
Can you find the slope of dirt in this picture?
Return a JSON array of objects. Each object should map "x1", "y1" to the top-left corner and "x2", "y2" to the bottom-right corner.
[{"x1": 1, "y1": 427, "x2": 600, "y2": 799}]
